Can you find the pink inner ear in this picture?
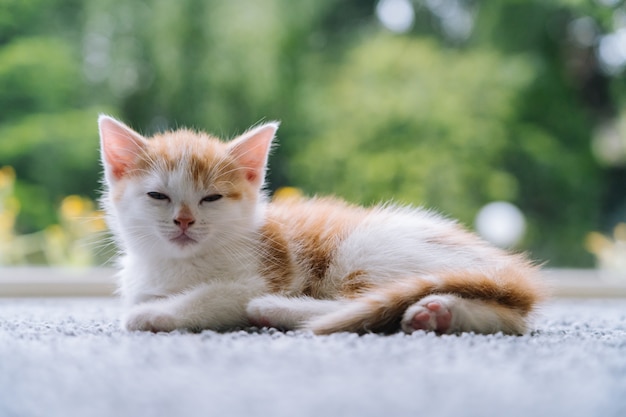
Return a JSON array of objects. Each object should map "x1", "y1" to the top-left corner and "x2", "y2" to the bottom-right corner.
[
  {"x1": 102, "y1": 140, "x2": 131, "y2": 180},
  {"x1": 99, "y1": 116, "x2": 146, "y2": 181},
  {"x1": 228, "y1": 122, "x2": 278, "y2": 186},
  {"x1": 245, "y1": 170, "x2": 258, "y2": 183},
  {"x1": 105, "y1": 148, "x2": 133, "y2": 181}
]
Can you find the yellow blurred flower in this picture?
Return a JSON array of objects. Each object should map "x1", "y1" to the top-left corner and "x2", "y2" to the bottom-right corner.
[
  {"x1": 60, "y1": 195, "x2": 93, "y2": 220},
  {"x1": 585, "y1": 223, "x2": 626, "y2": 273},
  {"x1": 0, "y1": 167, "x2": 19, "y2": 243},
  {"x1": 44, "y1": 224, "x2": 66, "y2": 242},
  {"x1": 0, "y1": 210, "x2": 15, "y2": 236},
  {"x1": 0, "y1": 170, "x2": 110, "y2": 266},
  {"x1": 0, "y1": 166, "x2": 16, "y2": 190},
  {"x1": 273, "y1": 186, "x2": 304, "y2": 201},
  {"x1": 86, "y1": 210, "x2": 107, "y2": 233},
  {"x1": 2, "y1": 195, "x2": 20, "y2": 214}
]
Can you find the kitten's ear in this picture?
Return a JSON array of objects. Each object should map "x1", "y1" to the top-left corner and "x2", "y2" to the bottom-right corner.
[
  {"x1": 228, "y1": 121, "x2": 279, "y2": 187},
  {"x1": 98, "y1": 115, "x2": 147, "y2": 183}
]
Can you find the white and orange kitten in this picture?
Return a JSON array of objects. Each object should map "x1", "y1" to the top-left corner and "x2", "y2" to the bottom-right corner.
[{"x1": 99, "y1": 115, "x2": 545, "y2": 335}]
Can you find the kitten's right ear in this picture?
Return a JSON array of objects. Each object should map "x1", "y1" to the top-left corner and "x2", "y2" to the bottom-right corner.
[{"x1": 98, "y1": 115, "x2": 147, "y2": 182}]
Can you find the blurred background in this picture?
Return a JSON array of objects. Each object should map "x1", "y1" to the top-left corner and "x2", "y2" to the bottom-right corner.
[{"x1": 0, "y1": 0, "x2": 625, "y2": 271}]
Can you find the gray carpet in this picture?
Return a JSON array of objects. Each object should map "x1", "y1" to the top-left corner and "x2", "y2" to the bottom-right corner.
[{"x1": 1, "y1": 298, "x2": 625, "y2": 417}]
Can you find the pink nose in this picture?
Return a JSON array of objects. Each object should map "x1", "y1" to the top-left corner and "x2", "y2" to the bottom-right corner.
[{"x1": 173, "y1": 216, "x2": 195, "y2": 231}]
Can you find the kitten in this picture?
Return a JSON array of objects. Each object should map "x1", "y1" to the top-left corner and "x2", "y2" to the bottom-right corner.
[{"x1": 98, "y1": 115, "x2": 546, "y2": 335}]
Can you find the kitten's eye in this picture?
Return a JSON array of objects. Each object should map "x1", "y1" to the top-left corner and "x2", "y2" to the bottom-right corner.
[
  {"x1": 201, "y1": 194, "x2": 223, "y2": 203},
  {"x1": 147, "y1": 192, "x2": 170, "y2": 201}
]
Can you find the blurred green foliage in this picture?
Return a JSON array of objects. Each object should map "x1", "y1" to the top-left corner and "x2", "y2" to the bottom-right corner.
[
  {"x1": 1, "y1": 0, "x2": 625, "y2": 266},
  {"x1": 293, "y1": 35, "x2": 532, "y2": 209}
]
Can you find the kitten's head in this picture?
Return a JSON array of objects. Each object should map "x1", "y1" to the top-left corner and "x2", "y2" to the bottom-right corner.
[{"x1": 98, "y1": 115, "x2": 278, "y2": 258}]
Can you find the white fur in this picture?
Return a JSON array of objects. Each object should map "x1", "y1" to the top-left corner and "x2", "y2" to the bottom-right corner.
[
  {"x1": 246, "y1": 295, "x2": 348, "y2": 330},
  {"x1": 124, "y1": 280, "x2": 265, "y2": 331},
  {"x1": 328, "y1": 205, "x2": 505, "y2": 284},
  {"x1": 106, "y1": 163, "x2": 267, "y2": 303}
]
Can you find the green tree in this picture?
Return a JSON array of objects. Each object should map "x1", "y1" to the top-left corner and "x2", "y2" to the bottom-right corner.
[{"x1": 1, "y1": 0, "x2": 624, "y2": 267}]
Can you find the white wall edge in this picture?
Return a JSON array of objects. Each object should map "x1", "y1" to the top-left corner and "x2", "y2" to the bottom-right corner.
[
  {"x1": 543, "y1": 268, "x2": 626, "y2": 298},
  {"x1": 0, "y1": 266, "x2": 625, "y2": 298},
  {"x1": 0, "y1": 266, "x2": 117, "y2": 297}
]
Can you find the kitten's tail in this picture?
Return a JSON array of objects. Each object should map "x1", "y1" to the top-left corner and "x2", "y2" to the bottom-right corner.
[{"x1": 305, "y1": 264, "x2": 547, "y2": 335}]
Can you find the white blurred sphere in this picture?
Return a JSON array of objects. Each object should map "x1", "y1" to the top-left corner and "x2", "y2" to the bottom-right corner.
[
  {"x1": 475, "y1": 201, "x2": 526, "y2": 248},
  {"x1": 376, "y1": 0, "x2": 415, "y2": 34}
]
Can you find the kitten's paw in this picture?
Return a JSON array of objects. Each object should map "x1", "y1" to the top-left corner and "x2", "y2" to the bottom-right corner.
[
  {"x1": 246, "y1": 295, "x2": 307, "y2": 330},
  {"x1": 401, "y1": 295, "x2": 454, "y2": 334},
  {"x1": 246, "y1": 297, "x2": 285, "y2": 329},
  {"x1": 124, "y1": 308, "x2": 178, "y2": 332}
]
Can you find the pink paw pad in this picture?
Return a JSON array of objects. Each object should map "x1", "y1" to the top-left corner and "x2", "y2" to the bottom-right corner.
[{"x1": 409, "y1": 301, "x2": 452, "y2": 334}]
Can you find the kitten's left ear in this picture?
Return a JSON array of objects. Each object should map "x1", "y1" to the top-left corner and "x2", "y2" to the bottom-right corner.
[{"x1": 228, "y1": 121, "x2": 279, "y2": 187}]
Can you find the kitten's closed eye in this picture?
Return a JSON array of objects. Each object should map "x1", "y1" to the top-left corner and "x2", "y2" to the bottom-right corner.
[
  {"x1": 146, "y1": 192, "x2": 222, "y2": 203},
  {"x1": 201, "y1": 194, "x2": 223, "y2": 203},
  {"x1": 147, "y1": 192, "x2": 170, "y2": 201}
]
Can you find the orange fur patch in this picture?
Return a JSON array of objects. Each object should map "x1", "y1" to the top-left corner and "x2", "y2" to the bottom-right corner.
[
  {"x1": 340, "y1": 270, "x2": 373, "y2": 298},
  {"x1": 266, "y1": 197, "x2": 367, "y2": 298},
  {"x1": 258, "y1": 218, "x2": 294, "y2": 293},
  {"x1": 176, "y1": 203, "x2": 193, "y2": 219},
  {"x1": 431, "y1": 266, "x2": 542, "y2": 314}
]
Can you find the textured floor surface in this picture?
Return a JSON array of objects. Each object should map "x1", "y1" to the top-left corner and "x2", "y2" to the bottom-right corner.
[{"x1": 1, "y1": 297, "x2": 625, "y2": 417}]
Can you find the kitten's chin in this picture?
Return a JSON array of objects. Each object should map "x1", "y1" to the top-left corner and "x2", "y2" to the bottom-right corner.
[
  {"x1": 164, "y1": 243, "x2": 203, "y2": 259},
  {"x1": 154, "y1": 232, "x2": 205, "y2": 258}
]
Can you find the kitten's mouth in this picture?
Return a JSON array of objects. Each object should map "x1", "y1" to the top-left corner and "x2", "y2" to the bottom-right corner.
[{"x1": 170, "y1": 233, "x2": 198, "y2": 247}]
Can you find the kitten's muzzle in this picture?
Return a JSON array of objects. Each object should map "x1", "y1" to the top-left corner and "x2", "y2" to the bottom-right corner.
[{"x1": 173, "y1": 216, "x2": 195, "y2": 231}]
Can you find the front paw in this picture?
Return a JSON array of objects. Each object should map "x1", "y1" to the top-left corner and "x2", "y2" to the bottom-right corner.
[
  {"x1": 124, "y1": 307, "x2": 179, "y2": 332},
  {"x1": 246, "y1": 298, "x2": 274, "y2": 328}
]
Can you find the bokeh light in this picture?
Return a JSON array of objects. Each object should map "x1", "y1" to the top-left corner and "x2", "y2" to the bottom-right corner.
[
  {"x1": 376, "y1": 0, "x2": 415, "y2": 34},
  {"x1": 475, "y1": 202, "x2": 526, "y2": 248}
]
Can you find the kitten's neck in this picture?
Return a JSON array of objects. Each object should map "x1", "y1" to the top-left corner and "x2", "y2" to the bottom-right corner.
[{"x1": 120, "y1": 225, "x2": 263, "y2": 304}]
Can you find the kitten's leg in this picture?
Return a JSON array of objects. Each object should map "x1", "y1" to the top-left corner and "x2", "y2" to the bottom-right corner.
[
  {"x1": 124, "y1": 281, "x2": 263, "y2": 332},
  {"x1": 401, "y1": 294, "x2": 527, "y2": 335},
  {"x1": 246, "y1": 295, "x2": 348, "y2": 330}
]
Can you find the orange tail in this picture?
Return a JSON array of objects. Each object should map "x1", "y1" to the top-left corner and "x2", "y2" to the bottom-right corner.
[{"x1": 307, "y1": 264, "x2": 547, "y2": 335}]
